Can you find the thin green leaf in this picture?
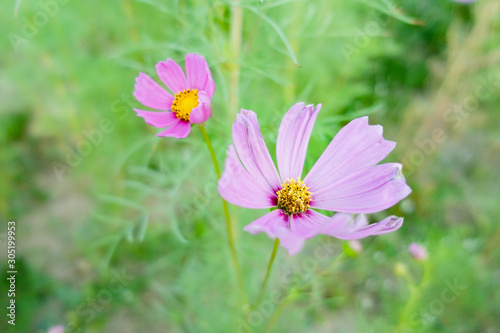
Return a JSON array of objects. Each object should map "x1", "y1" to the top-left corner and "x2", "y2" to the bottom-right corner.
[
  {"x1": 247, "y1": 7, "x2": 300, "y2": 66},
  {"x1": 103, "y1": 235, "x2": 122, "y2": 266},
  {"x1": 357, "y1": 0, "x2": 425, "y2": 26},
  {"x1": 171, "y1": 215, "x2": 188, "y2": 244},
  {"x1": 135, "y1": 212, "x2": 150, "y2": 242},
  {"x1": 260, "y1": 0, "x2": 307, "y2": 10},
  {"x1": 14, "y1": 0, "x2": 21, "y2": 16},
  {"x1": 98, "y1": 194, "x2": 146, "y2": 211}
]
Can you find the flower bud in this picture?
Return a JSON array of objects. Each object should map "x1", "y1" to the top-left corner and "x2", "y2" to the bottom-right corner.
[
  {"x1": 48, "y1": 326, "x2": 64, "y2": 333},
  {"x1": 348, "y1": 240, "x2": 363, "y2": 254},
  {"x1": 408, "y1": 243, "x2": 428, "y2": 261},
  {"x1": 342, "y1": 240, "x2": 363, "y2": 257}
]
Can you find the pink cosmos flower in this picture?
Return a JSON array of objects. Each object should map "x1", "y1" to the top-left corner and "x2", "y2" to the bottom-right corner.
[
  {"x1": 133, "y1": 53, "x2": 215, "y2": 139},
  {"x1": 218, "y1": 103, "x2": 412, "y2": 255}
]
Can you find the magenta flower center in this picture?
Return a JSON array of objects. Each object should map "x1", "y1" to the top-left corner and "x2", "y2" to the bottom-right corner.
[
  {"x1": 276, "y1": 178, "x2": 312, "y2": 215},
  {"x1": 172, "y1": 89, "x2": 199, "y2": 121}
]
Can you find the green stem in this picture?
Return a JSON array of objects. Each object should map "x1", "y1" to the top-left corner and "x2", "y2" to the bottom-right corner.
[
  {"x1": 317, "y1": 253, "x2": 346, "y2": 278},
  {"x1": 263, "y1": 252, "x2": 346, "y2": 331},
  {"x1": 199, "y1": 125, "x2": 222, "y2": 177},
  {"x1": 198, "y1": 125, "x2": 248, "y2": 307},
  {"x1": 252, "y1": 238, "x2": 280, "y2": 309},
  {"x1": 262, "y1": 294, "x2": 291, "y2": 333},
  {"x1": 396, "y1": 262, "x2": 432, "y2": 332},
  {"x1": 228, "y1": 0, "x2": 243, "y2": 117}
]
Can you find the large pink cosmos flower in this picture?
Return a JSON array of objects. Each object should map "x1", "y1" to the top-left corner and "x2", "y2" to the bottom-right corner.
[
  {"x1": 133, "y1": 53, "x2": 215, "y2": 139},
  {"x1": 218, "y1": 103, "x2": 411, "y2": 255}
]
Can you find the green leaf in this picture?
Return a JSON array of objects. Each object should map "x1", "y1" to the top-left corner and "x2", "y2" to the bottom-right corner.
[
  {"x1": 357, "y1": 0, "x2": 425, "y2": 26},
  {"x1": 247, "y1": 7, "x2": 300, "y2": 66},
  {"x1": 98, "y1": 194, "x2": 146, "y2": 211},
  {"x1": 135, "y1": 212, "x2": 150, "y2": 242}
]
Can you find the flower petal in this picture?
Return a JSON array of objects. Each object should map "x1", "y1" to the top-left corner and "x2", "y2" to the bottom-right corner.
[
  {"x1": 275, "y1": 227, "x2": 306, "y2": 256},
  {"x1": 134, "y1": 109, "x2": 178, "y2": 128},
  {"x1": 157, "y1": 119, "x2": 191, "y2": 139},
  {"x1": 190, "y1": 91, "x2": 212, "y2": 124},
  {"x1": 156, "y1": 59, "x2": 188, "y2": 94},
  {"x1": 310, "y1": 163, "x2": 411, "y2": 214},
  {"x1": 276, "y1": 103, "x2": 321, "y2": 180},
  {"x1": 185, "y1": 53, "x2": 215, "y2": 98},
  {"x1": 320, "y1": 213, "x2": 403, "y2": 239},
  {"x1": 289, "y1": 210, "x2": 328, "y2": 239},
  {"x1": 243, "y1": 210, "x2": 305, "y2": 255},
  {"x1": 304, "y1": 116, "x2": 396, "y2": 192},
  {"x1": 232, "y1": 109, "x2": 281, "y2": 192},
  {"x1": 218, "y1": 146, "x2": 276, "y2": 209},
  {"x1": 243, "y1": 210, "x2": 289, "y2": 234},
  {"x1": 133, "y1": 73, "x2": 174, "y2": 110}
]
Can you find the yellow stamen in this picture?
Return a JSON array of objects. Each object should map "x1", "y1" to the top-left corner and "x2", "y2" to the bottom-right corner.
[
  {"x1": 276, "y1": 177, "x2": 312, "y2": 215},
  {"x1": 172, "y1": 89, "x2": 199, "y2": 121}
]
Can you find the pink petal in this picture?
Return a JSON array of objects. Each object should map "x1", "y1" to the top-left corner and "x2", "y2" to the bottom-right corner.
[
  {"x1": 185, "y1": 53, "x2": 215, "y2": 98},
  {"x1": 133, "y1": 73, "x2": 174, "y2": 110},
  {"x1": 311, "y1": 163, "x2": 411, "y2": 214},
  {"x1": 289, "y1": 210, "x2": 327, "y2": 239},
  {"x1": 218, "y1": 146, "x2": 276, "y2": 209},
  {"x1": 157, "y1": 118, "x2": 191, "y2": 139},
  {"x1": 275, "y1": 227, "x2": 306, "y2": 256},
  {"x1": 134, "y1": 109, "x2": 178, "y2": 128},
  {"x1": 276, "y1": 103, "x2": 321, "y2": 180},
  {"x1": 190, "y1": 91, "x2": 212, "y2": 124},
  {"x1": 156, "y1": 59, "x2": 188, "y2": 94},
  {"x1": 244, "y1": 210, "x2": 289, "y2": 234},
  {"x1": 304, "y1": 116, "x2": 396, "y2": 192},
  {"x1": 243, "y1": 210, "x2": 305, "y2": 255},
  {"x1": 320, "y1": 213, "x2": 403, "y2": 239},
  {"x1": 232, "y1": 109, "x2": 281, "y2": 192}
]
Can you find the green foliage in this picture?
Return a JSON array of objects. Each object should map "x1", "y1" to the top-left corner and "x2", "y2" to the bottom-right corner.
[{"x1": 1, "y1": 0, "x2": 499, "y2": 332}]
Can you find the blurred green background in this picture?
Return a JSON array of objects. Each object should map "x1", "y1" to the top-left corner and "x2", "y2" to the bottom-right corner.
[{"x1": 1, "y1": 0, "x2": 499, "y2": 332}]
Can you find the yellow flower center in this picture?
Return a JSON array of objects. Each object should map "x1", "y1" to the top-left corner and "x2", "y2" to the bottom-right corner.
[
  {"x1": 172, "y1": 89, "x2": 199, "y2": 121},
  {"x1": 276, "y1": 178, "x2": 312, "y2": 215}
]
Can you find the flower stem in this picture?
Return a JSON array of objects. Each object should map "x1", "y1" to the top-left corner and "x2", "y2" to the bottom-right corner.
[
  {"x1": 198, "y1": 125, "x2": 222, "y2": 178},
  {"x1": 263, "y1": 252, "x2": 346, "y2": 331},
  {"x1": 262, "y1": 294, "x2": 290, "y2": 333},
  {"x1": 252, "y1": 238, "x2": 280, "y2": 309},
  {"x1": 198, "y1": 125, "x2": 248, "y2": 307},
  {"x1": 396, "y1": 261, "x2": 432, "y2": 332},
  {"x1": 228, "y1": 0, "x2": 243, "y2": 117}
]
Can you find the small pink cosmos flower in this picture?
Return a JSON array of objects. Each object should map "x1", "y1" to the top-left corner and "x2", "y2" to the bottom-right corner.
[
  {"x1": 218, "y1": 103, "x2": 412, "y2": 255},
  {"x1": 133, "y1": 53, "x2": 215, "y2": 139}
]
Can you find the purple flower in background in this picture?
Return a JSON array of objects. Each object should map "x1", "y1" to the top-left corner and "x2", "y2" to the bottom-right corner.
[
  {"x1": 218, "y1": 103, "x2": 412, "y2": 255},
  {"x1": 133, "y1": 53, "x2": 215, "y2": 139},
  {"x1": 408, "y1": 243, "x2": 428, "y2": 261}
]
